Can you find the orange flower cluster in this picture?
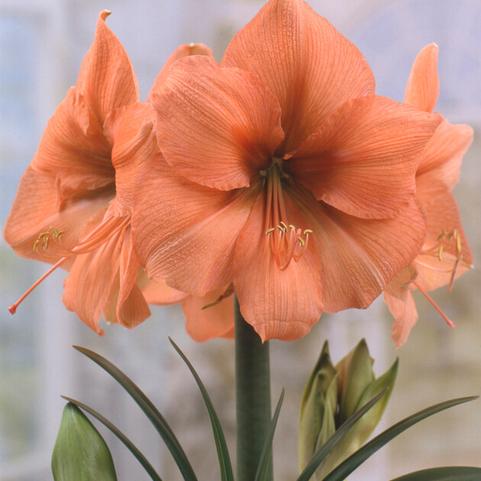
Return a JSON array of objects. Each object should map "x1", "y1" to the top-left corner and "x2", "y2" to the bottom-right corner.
[{"x1": 5, "y1": 1, "x2": 472, "y2": 344}]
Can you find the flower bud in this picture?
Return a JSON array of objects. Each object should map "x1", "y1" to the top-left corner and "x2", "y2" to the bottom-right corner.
[
  {"x1": 298, "y1": 341, "x2": 338, "y2": 470},
  {"x1": 299, "y1": 340, "x2": 398, "y2": 479},
  {"x1": 52, "y1": 403, "x2": 117, "y2": 481}
]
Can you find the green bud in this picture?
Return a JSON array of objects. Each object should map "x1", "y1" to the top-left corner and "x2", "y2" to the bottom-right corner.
[
  {"x1": 337, "y1": 339, "x2": 375, "y2": 422},
  {"x1": 299, "y1": 341, "x2": 338, "y2": 470},
  {"x1": 52, "y1": 403, "x2": 117, "y2": 481},
  {"x1": 298, "y1": 340, "x2": 399, "y2": 479}
]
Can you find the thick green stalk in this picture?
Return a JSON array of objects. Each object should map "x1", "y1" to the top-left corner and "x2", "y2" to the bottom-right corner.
[{"x1": 235, "y1": 297, "x2": 272, "y2": 481}]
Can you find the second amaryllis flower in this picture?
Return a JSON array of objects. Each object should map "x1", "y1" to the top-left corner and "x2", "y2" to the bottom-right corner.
[{"x1": 133, "y1": 0, "x2": 441, "y2": 341}]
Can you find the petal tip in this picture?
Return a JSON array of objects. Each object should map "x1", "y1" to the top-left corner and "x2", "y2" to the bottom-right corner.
[{"x1": 100, "y1": 9, "x2": 112, "y2": 21}]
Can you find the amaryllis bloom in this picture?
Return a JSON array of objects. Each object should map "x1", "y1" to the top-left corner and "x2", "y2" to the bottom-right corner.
[
  {"x1": 133, "y1": 0, "x2": 441, "y2": 341},
  {"x1": 384, "y1": 43, "x2": 473, "y2": 347},
  {"x1": 5, "y1": 11, "x2": 187, "y2": 333}
]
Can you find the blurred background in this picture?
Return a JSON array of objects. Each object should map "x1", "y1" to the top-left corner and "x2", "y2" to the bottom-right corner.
[{"x1": 1, "y1": 0, "x2": 480, "y2": 480}]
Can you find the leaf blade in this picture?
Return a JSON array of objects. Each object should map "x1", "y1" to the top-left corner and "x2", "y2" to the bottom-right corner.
[
  {"x1": 74, "y1": 345, "x2": 198, "y2": 481},
  {"x1": 391, "y1": 466, "x2": 481, "y2": 481},
  {"x1": 169, "y1": 338, "x2": 234, "y2": 481},
  {"x1": 254, "y1": 389, "x2": 285, "y2": 481},
  {"x1": 323, "y1": 396, "x2": 478, "y2": 481}
]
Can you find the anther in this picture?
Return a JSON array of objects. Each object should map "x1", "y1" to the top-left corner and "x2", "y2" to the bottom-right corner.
[{"x1": 33, "y1": 227, "x2": 64, "y2": 252}]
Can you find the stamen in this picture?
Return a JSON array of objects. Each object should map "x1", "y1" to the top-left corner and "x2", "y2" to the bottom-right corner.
[
  {"x1": 9, "y1": 216, "x2": 128, "y2": 315},
  {"x1": 263, "y1": 158, "x2": 313, "y2": 270},
  {"x1": 422, "y1": 228, "x2": 464, "y2": 292},
  {"x1": 414, "y1": 281, "x2": 456, "y2": 328},
  {"x1": 266, "y1": 222, "x2": 312, "y2": 270},
  {"x1": 9, "y1": 256, "x2": 68, "y2": 314},
  {"x1": 33, "y1": 227, "x2": 64, "y2": 252}
]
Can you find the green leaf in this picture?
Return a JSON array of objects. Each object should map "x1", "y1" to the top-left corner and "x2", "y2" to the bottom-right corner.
[
  {"x1": 323, "y1": 396, "x2": 478, "y2": 481},
  {"x1": 62, "y1": 396, "x2": 162, "y2": 481},
  {"x1": 254, "y1": 389, "x2": 285, "y2": 481},
  {"x1": 297, "y1": 390, "x2": 385, "y2": 481},
  {"x1": 391, "y1": 466, "x2": 481, "y2": 481},
  {"x1": 74, "y1": 346, "x2": 198, "y2": 481},
  {"x1": 169, "y1": 339, "x2": 234, "y2": 481},
  {"x1": 52, "y1": 403, "x2": 117, "y2": 481}
]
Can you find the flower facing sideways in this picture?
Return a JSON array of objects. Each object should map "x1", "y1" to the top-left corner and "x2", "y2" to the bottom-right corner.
[
  {"x1": 5, "y1": 11, "x2": 188, "y2": 333},
  {"x1": 133, "y1": 0, "x2": 441, "y2": 341},
  {"x1": 384, "y1": 43, "x2": 473, "y2": 347}
]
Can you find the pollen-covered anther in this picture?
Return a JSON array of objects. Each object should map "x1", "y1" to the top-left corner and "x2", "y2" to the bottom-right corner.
[
  {"x1": 423, "y1": 228, "x2": 464, "y2": 290},
  {"x1": 266, "y1": 222, "x2": 313, "y2": 270},
  {"x1": 33, "y1": 227, "x2": 64, "y2": 252}
]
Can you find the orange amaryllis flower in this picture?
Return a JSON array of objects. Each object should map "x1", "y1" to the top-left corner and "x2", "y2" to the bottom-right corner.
[
  {"x1": 4, "y1": 11, "x2": 188, "y2": 333},
  {"x1": 384, "y1": 43, "x2": 473, "y2": 347},
  {"x1": 133, "y1": 0, "x2": 441, "y2": 341}
]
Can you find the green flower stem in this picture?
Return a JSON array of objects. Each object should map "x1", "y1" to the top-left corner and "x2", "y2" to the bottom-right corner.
[{"x1": 235, "y1": 297, "x2": 272, "y2": 481}]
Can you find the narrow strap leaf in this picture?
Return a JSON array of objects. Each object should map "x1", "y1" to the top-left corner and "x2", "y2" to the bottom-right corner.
[
  {"x1": 391, "y1": 466, "x2": 481, "y2": 481},
  {"x1": 63, "y1": 396, "x2": 162, "y2": 481},
  {"x1": 73, "y1": 346, "x2": 198, "y2": 481},
  {"x1": 169, "y1": 338, "x2": 234, "y2": 481},
  {"x1": 323, "y1": 396, "x2": 478, "y2": 481},
  {"x1": 254, "y1": 389, "x2": 285, "y2": 481},
  {"x1": 297, "y1": 390, "x2": 385, "y2": 481}
]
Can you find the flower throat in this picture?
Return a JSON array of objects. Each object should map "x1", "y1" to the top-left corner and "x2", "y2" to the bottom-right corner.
[{"x1": 261, "y1": 157, "x2": 312, "y2": 271}]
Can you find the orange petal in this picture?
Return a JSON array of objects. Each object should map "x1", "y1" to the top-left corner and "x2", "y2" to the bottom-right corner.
[
  {"x1": 132, "y1": 155, "x2": 256, "y2": 296},
  {"x1": 415, "y1": 253, "x2": 471, "y2": 292},
  {"x1": 151, "y1": 55, "x2": 284, "y2": 190},
  {"x1": 405, "y1": 43, "x2": 439, "y2": 112},
  {"x1": 384, "y1": 290, "x2": 418, "y2": 347},
  {"x1": 76, "y1": 10, "x2": 138, "y2": 123},
  {"x1": 183, "y1": 292, "x2": 234, "y2": 341},
  {"x1": 107, "y1": 102, "x2": 158, "y2": 210},
  {"x1": 4, "y1": 166, "x2": 110, "y2": 263},
  {"x1": 417, "y1": 121, "x2": 473, "y2": 190},
  {"x1": 223, "y1": 0, "x2": 375, "y2": 151},
  {"x1": 418, "y1": 184, "x2": 472, "y2": 264},
  {"x1": 233, "y1": 192, "x2": 323, "y2": 341},
  {"x1": 149, "y1": 43, "x2": 214, "y2": 99},
  {"x1": 290, "y1": 187, "x2": 426, "y2": 312},
  {"x1": 114, "y1": 227, "x2": 151, "y2": 328},
  {"x1": 290, "y1": 96, "x2": 441, "y2": 219},
  {"x1": 63, "y1": 225, "x2": 124, "y2": 334},
  {"x1": 141, "y1": 277, "x2": 188, "y2": 305},
  {"x1": 30, "y1": 88, "x2": 114, "y2": 204},
  {"x1": 414, "y1": 186, "x2": 472, "y2": 291}
]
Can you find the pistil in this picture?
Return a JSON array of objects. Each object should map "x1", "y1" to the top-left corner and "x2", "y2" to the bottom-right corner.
[{"x1": 414, "y1": 281, "x2": 456, "y2": 328}]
